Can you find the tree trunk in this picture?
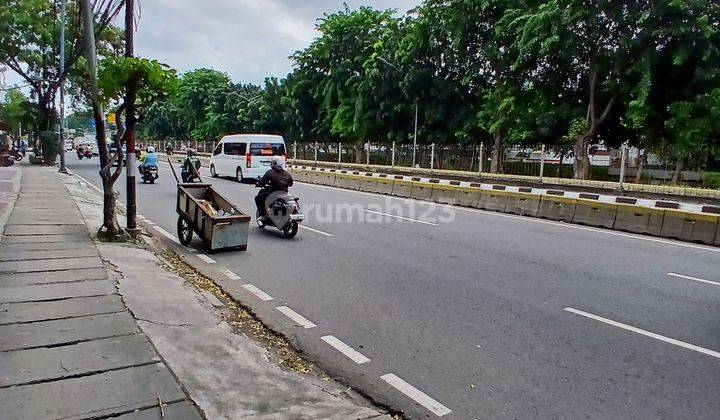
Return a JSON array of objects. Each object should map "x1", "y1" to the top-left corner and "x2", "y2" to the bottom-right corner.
[
  {"x1": 490, "y1": 132, "x2": 504, "y2": 173},
  {"x1": 634, "y1": 149, "x2": 649, "y2": 183},
  {"x1": 572, "y1": 133, "x2": 592, "y2": 180},
  {"x1": 671, "y1": 159, "x2": 684, "y2": 185}
]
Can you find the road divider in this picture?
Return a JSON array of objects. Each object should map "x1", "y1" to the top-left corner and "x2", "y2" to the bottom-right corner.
[
  {"x1": 667, "y1": 272, "x2": 720, "y2": 287},
  {"x1": 320, "y1": 335, "x2": 370, "y2": 364},
  {"x1": 564, "y1": 307, "x2": 720, "y2": 360},
  {"x1": 242, "y1": 283, "x2": 274, "y2": 301},
  {"x1": 380, "y1": 373, "x2": 452, "y2": 417},
  {"x1": 276, "y1": 306, "x2": 316, "y2": 329},
  {"x1": 289, "y1": 166, "x2": 720, "y2": 247}
]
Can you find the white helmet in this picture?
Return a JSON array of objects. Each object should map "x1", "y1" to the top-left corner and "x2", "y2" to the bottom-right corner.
[{"x1": 147, "y1": 146, "x2": 155, "y2": 153}]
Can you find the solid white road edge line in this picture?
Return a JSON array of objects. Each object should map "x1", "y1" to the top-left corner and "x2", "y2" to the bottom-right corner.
[
  {"x1": 363, "y1": 209, "x2": 438, "y2": 226},
  {"x1": 219, "y1": 267, "x2": 242, "y2": 280},
  {"x1": 196, "y1": 254, "x2": 216, "y2": 264},
  {"x1": 276, "y1": 306, "x2": 316, "y2": 328},
  {"x1": 299, "y1": 225, "x2": 333, "y2": 237},
  {"x1": 153, "y1": 226, "x2": 180, "y2": 245},
  {"x1": 667, "y1": 272, "x2": 720, "y2": 287},
  {"x1": 380, "y1": 373, "x2": 452, "y2": 417},
  {"x1": 564, "y1": 307, "x2": 720, "y2": 359},
  {"x1": 297, "y1": 181, "x2": 720, "y2": 253},
  {"x1": 320, "y1": 335, "x2": 370, "y2": 364},
  {"x1": 242, "y1": 284, "x2": 273, "y2": 301}
]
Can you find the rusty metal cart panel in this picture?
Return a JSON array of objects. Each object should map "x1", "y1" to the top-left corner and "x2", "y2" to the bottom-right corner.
[{"x1": 176, "y1": 183, "x2": 250, "y2": 251}]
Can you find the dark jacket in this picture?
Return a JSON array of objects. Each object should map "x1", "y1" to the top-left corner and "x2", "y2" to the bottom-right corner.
[{"x1": 257, "y1": 166, "x2": 294, "y2": 192}]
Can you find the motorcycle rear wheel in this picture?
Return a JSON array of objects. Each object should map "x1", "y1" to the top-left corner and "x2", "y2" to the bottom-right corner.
[{"x1": 282, "y1": 221, "x2": 299, "y2": 238}]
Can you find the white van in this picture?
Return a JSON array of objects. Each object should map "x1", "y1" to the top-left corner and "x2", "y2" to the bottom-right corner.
[{"x1": 209, "y1": 134, "x2": 287, "y2": 182}]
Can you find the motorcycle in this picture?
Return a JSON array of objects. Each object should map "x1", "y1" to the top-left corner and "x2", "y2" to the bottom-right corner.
[
  {"x1": 77, "y1": 148, "x2": 92, "y2": 160},
  {"x1": 140, "y1": 165, "x2": 159, "y2": 184},
  {"x1": 0, "y1": 149, "x2": 22, "y2": 167},
  {"x1": 255, "y1": 186, "x2": 305, "y2": 238}
]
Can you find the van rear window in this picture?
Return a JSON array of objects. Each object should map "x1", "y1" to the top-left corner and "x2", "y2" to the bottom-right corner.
[{"x1": 250, "y1": 143, "x2": 285, "y2": 156}]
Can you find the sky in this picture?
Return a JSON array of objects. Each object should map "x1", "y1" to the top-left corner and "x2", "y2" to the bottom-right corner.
[
  {"x1": 3, "y1": 0, "x2": 420, "y2": 92},
  {"x1": 134, "y1": 0, "x2": 420, "y2": 84}
]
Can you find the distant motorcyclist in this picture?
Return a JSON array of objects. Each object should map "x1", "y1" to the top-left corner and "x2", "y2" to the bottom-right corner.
[
  {"x1": 255, "y1": 158, "x2": 293, "y2": 217},
  {"x1": 139, "y1": 146, "x2": 158, "y2": 175},
  {"x1": 181, "y1": 148, "x2": 201, "y2": 182}
]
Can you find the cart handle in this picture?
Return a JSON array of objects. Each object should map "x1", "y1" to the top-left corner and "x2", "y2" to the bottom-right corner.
[{"x1": 167, "y1": 157, "x2": 180, "y2": 183}]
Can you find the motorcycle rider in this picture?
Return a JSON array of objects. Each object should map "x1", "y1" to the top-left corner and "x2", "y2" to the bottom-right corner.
[
  {"x1": 181, "y1": 148, "x2": 201, "y2": 182},
  {"x1": 255, "y1": 157, "x2": 293, "y2": 219},
  {"x1": 138, "y1": 146, "x2": 158, "y2": 176}
]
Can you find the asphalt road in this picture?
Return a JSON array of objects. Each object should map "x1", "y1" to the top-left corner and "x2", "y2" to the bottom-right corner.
[{"x1": 67, "y1": 154, "x2": 720, "y2": 419}]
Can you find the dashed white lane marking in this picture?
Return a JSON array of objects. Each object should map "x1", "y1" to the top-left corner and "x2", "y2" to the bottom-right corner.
[
  {"x1": 276, "y1": 306, "x2": 316, "y2": 328},
  {"x1": 564, "y1": 307, "x2": 720, "y2": 360},
  {"x1": 321, "y1": 335, "x2": 370, "y2": 364},
  {"x1": 298, "y1": 181, "x2": 720, "y2": 254},
  {"x1": 153, "y1": 226, "x2": 180, "y2": 245},
  {"x1": 667, "y1": 272, "x2": 720, "y2": 287},
  {"x1": 380, "y1": 373, "x2": 452, "y2": 416},
  {"x1": 196, "y1": 254, "x2": 216, "y2": 264},
  {"x1": 363, "y1": 209, "x2": 438, "y2": 226},
  {"x1": 242, "y1": 284, "x2": 273, "y2": 301},
  {"x1": 299, "y1": 225, "x2": 333, "y2": 237},
  {"x1": 219, "y1": 267, "x2": 242, "y2": 280}
]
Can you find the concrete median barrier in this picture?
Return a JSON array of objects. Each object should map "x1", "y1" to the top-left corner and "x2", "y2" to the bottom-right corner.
[
  {"x1": 410, "y1": 182, "x2": 434, "y2": 201},
  {"x1": 505, "y1": 192, "x2": 541, "y2": 217},
  {"x1": 477, "y1": 190, "x2": 510, "y2": 212},
  {"x1": 430, "y1": 185, "x2": 461, "y2": 205},
  {"x1": 289, "y1": 168, "x2": 311, "y2": 183},
  {"x1": 538, "y1": 196, "x2": 577, "y2": 222},
  {"x1": 333, "y1": 172, "x2": 363, "y2": 190},
  {"x1": 456, "y1": 186, "x2": 481, "y2": 207},
  {"x1": 392, "y1": 179, "x2": 413, "y2": 198},
  {"x1": 613, "y1": 204, "x2": 664, "y2": 236},
  {"x1": 660, "y1": 209, "x2": 719, "y2": 245},
  {"x1": 308, "y1": 169, "x2": 337, "y2": 186},
  {"x1": 370, "y1": 177, "x2": 395, "y2": 195},
  {"x1": 571, "y1": 199, "x2": 617, "y2": 228},
  {"x1": 358, "y1": 175, "x2": 379, "y2": 193}
]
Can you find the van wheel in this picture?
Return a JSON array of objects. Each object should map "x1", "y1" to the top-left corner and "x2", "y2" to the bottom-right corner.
[
  {"x1": 236, "y1": 168, "x2": 243, "y2": 183},
  {"x1": 210, "y1": 164, "x2": 218, "y2": 178}
]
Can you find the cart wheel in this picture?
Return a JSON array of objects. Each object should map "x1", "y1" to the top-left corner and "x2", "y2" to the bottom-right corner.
[
  {"x1": 177, "y1": 216, "x2": 193, "y2": 245},
  {"x1": 283, "y1": 221, "x2": 299, "y2": 239}
]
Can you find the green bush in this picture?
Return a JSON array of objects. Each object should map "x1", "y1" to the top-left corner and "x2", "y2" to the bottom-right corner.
[
  {"x1": 39, "y1": 131, "x2": 60, "y2": 164},
  {"x1": 703, "y1": 172, "x2": 720, "y2": 189}
]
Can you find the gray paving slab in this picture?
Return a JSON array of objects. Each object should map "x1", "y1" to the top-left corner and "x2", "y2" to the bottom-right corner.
[
  {"x1": 0, "y1": 363, "x2": 186, "y2": 420},
  {"x1": 0, "y1": 294, "x2": 124, "y2": 324},
  {"x1": 0, "y1": 241, "x2": 94, "y2": 252},
  {"x1": 8, "y1": 217, "x2": 83, "y2": 225},
  {"x1": 3, "y1": 224, "x2": 88, "y2": 236},
  {"x1": 0, "y1": 312, "x2": 138, "y2": 351},
  {"x1": 1, "y1": 233, "x2": 88, "y2": 243},
  {"x1": 0, "y1": 267, "x2": 108, "y2": 286},
  {"x1": 0, "y1": 334, "x2": 157, "y2": 387},
  {"x1": 0, "y1": 279, "x2": 115, "y2": 304},
  {"x1": 0, "y1": 256, "x2": 103, "y2": 273},
  {"x1": 0, "y1": 248, "x2": 98, "y2": 261},
  {"x1": 115, "y1": 402, "x2": 202, "y2": 420}
]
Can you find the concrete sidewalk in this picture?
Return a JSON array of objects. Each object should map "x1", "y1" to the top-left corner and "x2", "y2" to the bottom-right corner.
[{"x1": 0, "y1": 165, "x2": 201, "y2": 419}]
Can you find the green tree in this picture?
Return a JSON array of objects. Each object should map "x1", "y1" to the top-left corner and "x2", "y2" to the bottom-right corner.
[
  {"x1": 0, "y1": 89, "x2": 37, "y2": 137},
  {"x1": 0, "y1": 0, "x2": 124, "y2": 132}
]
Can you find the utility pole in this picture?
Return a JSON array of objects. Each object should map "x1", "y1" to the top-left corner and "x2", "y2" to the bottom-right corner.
[
  {"x1": 58, "y1": 0, "x2": 67, "y2": 173},
  {"x1": 412, "y1": 102, "x2": 418, "y2": 167},
  {"x1": 125, "y1": 0, "x2": 138, "y2": 231}
]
